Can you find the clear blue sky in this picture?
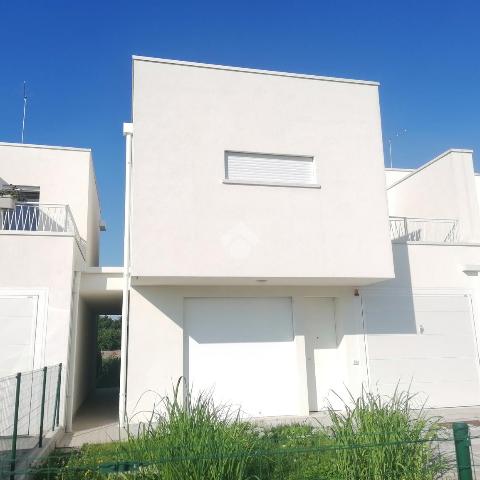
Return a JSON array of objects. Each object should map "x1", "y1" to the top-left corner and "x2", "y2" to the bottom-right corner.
[{"x1": 1, "y1": 0, "x2": 479, "y2": 265}]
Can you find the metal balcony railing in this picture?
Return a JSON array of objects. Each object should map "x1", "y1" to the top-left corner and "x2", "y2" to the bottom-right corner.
[
  {"x1": 390, "y1": 216, "x2": 459, "y2": 243},
  {"x1": 0, "y1": 203, "x2": 86, "y2": 258}
]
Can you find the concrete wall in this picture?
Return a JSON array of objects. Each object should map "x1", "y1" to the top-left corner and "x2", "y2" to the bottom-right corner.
[
  {"x1": 130, "y1": 58, "x2": 393, "y2": 283},
  {"x1": 126, "y1": 285, "x2": 368, "y2": 419},
  {"x1": 387, "y1": 150, "x2": 480, "y2": 242},
  {"x1": 0, "y1": 142, "x2": 101, "y2": 266}
]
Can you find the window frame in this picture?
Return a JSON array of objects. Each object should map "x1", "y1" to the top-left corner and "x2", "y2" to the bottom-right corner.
[{"x1": 223, "y1": 150, "x2": 321, "y2": 189}]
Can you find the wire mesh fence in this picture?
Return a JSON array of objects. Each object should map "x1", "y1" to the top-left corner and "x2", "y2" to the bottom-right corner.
[
  {"x1": 7, "y1": 422, "x2": 480, "y2": 479},
  {"x1": 0, "y1": 364, "x2": 62, "y2": 479}
]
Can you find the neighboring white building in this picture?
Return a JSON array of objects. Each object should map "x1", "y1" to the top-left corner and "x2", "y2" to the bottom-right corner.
[
  {"x1": 3, "y1": 58, "x2": 480, "y2": 431},
  {"x1": 0, "y1": 142, "x2": 121, "y2": 430}
]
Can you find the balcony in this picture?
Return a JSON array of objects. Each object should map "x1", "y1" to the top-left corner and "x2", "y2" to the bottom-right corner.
[
  {"x1": 390, "y1": 216, "x2": 459, "y2": 243},
  {"x1": 0, "y1": 203, "x2": 86, "y2": 258}
]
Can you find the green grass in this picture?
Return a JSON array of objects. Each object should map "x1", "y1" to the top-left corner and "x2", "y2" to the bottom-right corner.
[
  {"x1": 32, "y1": 383, "x2": 452, "y2": 479},
  {"x1": 326, "y1": 388, "x2": 451, "y2": 480}
]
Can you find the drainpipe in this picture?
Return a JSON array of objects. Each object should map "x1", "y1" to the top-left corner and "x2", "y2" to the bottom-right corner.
[{"x1": 119, "y1": 122, "x2": 133, "y2": 427}]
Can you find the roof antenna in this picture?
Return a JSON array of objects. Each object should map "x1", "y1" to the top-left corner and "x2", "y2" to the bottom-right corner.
[
  {"x1": 21, "y1": 81, "x2": 27, "y2": 143},
  {"x1": 388, "y1": 129, "x2": 407, "y2": 168}
]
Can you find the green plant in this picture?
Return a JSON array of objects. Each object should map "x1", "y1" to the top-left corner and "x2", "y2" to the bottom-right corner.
[
  {"x1": 326, "y1": 387, "x2": 450, "y2": 480},
  {"x1": 121, "y1": 379, "x2": 258, "y2": 479},
  {"x1": 32, "y1": 385, "x2": 453, "y2": 480},
  {"x1": 96, "y1": 357, "x2": 121, "y2": 388},
  {"x1": 251, "y1": 424, "x2": 334, "y2": 480},
  {"x1": 60, "y1": 379, "x2": 260, "y2": 479},
  {"x1": 97, "y1": 315, "x2": 121, "y2": 351}
]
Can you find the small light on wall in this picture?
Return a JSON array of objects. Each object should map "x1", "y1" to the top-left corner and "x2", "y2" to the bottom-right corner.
[
  {"x1": 354, "y1": 289, "x2": 360, "y2": 297},
  {"x1": 256, "y1": 279, "x2": 267, "y2": 283}
]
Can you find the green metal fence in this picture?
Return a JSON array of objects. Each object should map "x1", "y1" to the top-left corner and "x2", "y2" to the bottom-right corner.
[
  {"x1": 0, "y1": 364, "x2": 62, "y2": 479},
  {"x1": 3, "y1": 421, "x2": 480, "y2": 479}
]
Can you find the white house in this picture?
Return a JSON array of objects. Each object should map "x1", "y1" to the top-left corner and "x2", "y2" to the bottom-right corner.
[
  {"x1": 3, "y1": 57, "x2": 480, "y2": 432},
  {"x1": 120, "y1": 57, "x2": 480, "y2": 423},
  {"x1": 0, "y1": 142, "x2": 121, "y2": 431}
]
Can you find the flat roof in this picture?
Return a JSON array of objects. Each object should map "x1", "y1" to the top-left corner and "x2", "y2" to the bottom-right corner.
[
  {"x1": 0, "y1": 142, "x2": 91, "y2": 153},
  {"x1": 132, "y1": 56, "x2": 380, "y2": 86}
]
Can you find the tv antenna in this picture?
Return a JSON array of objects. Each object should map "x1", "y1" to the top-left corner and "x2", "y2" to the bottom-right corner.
[
  {"x1": 388, "y1": 129, "x2": 407, "y2": 168},
  {"x1": 21, "y1": 81, "x2": 27, "y2": 143}
]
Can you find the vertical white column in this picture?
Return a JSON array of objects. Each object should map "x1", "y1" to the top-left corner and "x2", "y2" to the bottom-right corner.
[{"x1": 119, "y1": 122, "x2": 133, "y2": 427}]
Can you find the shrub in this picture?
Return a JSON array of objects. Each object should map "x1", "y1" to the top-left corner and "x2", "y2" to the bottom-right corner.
[{"x1": 326, "y1": 388, "x2": 450, "y2": 480}]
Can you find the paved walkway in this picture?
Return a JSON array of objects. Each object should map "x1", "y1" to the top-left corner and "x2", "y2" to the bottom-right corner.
[{"x1": 58, "y1": 388, "x2": 126, "y2": 447}]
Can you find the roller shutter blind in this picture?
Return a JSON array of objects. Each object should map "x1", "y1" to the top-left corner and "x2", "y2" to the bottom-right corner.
[{"x1": 225, "y1": 152, "x2": 316, "y2": 186}]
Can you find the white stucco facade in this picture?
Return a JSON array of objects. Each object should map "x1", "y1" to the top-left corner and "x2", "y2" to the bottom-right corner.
[
  {"x1": 3, "y1": 57, "x2": 480, "y2": 430},
  {"x1": 130, "y1": 57, "x2": 394, "y2": 284},
  {"x1": 121, "y1": 57, "x2": 480, "y2": 421}
]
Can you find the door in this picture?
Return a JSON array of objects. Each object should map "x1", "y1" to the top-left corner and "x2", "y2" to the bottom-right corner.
[
  {"x1": 0, "y1": 295, "x2": 39, "y2": 377},
  {"x1": 302, "y1": 297, "x2": 340, "y2": 411},
  {"x1": 184, "y1": 297, "x2": 299, "y2": 417},
  {"x1": 363, "y1": 293, "x2": 480, "y2": 407}
]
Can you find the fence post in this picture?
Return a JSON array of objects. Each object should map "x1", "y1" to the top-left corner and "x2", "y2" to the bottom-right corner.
[
  {"x1": 453, "y1": 422, "x2": 473, "y2": 480},
  {"x1": 52, "y1": 363, "x2": 62, "y2": 430},
  {"x1": 10, "y1": 372, "x2": 21, "y2": 480},
  {"x1": 38, "y1": 366, "x2": 48, "y2": 448}
]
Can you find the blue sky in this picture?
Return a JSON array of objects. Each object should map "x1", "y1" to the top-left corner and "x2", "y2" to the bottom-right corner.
[{"x1": 1, "y1": 0, "x2": 479, "y2": 265}]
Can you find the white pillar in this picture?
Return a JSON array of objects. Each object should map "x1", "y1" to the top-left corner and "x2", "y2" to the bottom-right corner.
[{"x1": 119, "y1": 122, "x2": 133, "y2": 426}]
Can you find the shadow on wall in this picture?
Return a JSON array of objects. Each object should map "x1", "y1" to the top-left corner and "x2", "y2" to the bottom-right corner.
[
  {"x1": 362, "y1": 244, "x2": 417, "y2": 335},
  {"x1": 129, "y1": 252, "x2": 418, "y2": 416}
]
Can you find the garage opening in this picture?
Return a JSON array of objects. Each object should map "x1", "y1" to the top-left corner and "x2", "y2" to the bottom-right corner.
[
  {"x1": 184, "y1": 297, "x2": 299, "y2": 417},
  {"x1": 363, "y1": 293, "x2": 480, "y2": 408}
]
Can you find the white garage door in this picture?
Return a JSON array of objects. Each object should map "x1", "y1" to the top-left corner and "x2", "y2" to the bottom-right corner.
[
  {"x1": 0, "y1": 295, "x2": 39, "y2": 377},
  {"x1": 364, "y1": 294, "x2": 480, "y2": 407},
  {"x1": 184, "y1": 297, "x2": 299, "y2": 417}
]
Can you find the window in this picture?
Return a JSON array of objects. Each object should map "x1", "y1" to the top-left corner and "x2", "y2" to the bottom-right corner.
[{"x1": 224, "y1": 151, "x2": 319, "y2": 188}]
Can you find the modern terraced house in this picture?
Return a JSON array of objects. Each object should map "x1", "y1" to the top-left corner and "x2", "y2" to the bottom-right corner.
[{"x1": 1, "y1": 57, "x2": 480, "y2": 432}]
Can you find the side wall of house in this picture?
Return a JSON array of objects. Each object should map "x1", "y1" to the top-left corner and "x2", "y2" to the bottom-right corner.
[
  {"x1": 86, "y1": 159, "x2": 101, "y2": 266},
  {"x1": 72, "y1": 297, "x2": 97, "y2": 414},
  {"x1": 0, "y1": 235, "x2": 75, "y2": 423}
]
